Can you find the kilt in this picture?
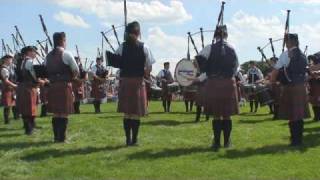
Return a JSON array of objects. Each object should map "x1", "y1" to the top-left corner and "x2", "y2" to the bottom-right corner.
[
  {"x1": 16, "y1": 83, "x2": 37, "y2": 116},
  {"x1": 183, "y1": 91, "x2": 196, "y2": 101},
  {"x1": 1, "y1": 86, "x2": 15, "y2": 107},
  {"x1": 309, "y1": 82, "x2": 320, "y2": 106},
  {"x1": 161, "y1": 85, "x2": 172, "y2": 101},
  {"x1": 40, "y1": 85, "x2": 49, "y2": 104},
  {"x1": 72, "y1": 81, "x2": 85, "y2": 102},
  {"x1": 278, "y1": 83, "x2": 310, "y2": 121},
  {"x1": 205, "y1": 77, "x2": 239, "y2": 117},
  {"x1": 91, "y1": 80, "x2": 106, "y2": 100},
  {"x1": 118, "y1": 77, "x2": 147, "y2": 117},
  {"x1": 47, "y1": 82, "x2": 74, "y2": 114},
  {"x1": 195, "y1": 84, "x2": 206, "y2": 106}
]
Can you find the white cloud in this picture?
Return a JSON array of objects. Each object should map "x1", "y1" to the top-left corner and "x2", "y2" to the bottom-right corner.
[
  {"x1": 53, "y1": 0, "x2": 192, "y2": 25},
  {"x1": 272, "y1": 0, "x2": 320, "y2": 4},
  {"x1": 145, "y1": 26, "x2": 187, "y2": 74},
  {"x1": 54, "y1": 11, "x2": 90, "y2": 28}
]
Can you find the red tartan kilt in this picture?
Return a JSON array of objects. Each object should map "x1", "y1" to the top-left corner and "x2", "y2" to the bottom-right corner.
[
  {"x1": 1, "y1": 87, "x2": 15, "y2": 107},
  {"x1": 16, "y1": 83, "x2": 37, "y2": 116},
  {"x1": 118, "y1": 78, "x2": 147, "y2": 117},
  {"x1": 72, "y1": 81, "x2": 84, "y2": 101},
  {"x1": 161, "y1": 86, "x2": 172, "y2": 101},
  {"x1": 279, "y1": 84, "x2": 310, "y2": 120},
  {"x1": 40, "y1": 86, "x2": 49, "y2": 104},
  {"x1": 309, "y1": 82, "x2": 320, "y2": 106},
  {"x1": 204, "y1": 78, "x2": 239, "y2": 117},
  {"x1": 91, "y1": 80, "x2": 106, "y2": 99},
  {"x1": 196, "y1": 84, "x2": 206, "y2": 106},
  {"x1": 183, "y1": 91, "x2": 196, "y2": 101},
  {"x1": 47, "y1": 82, "x2": 74, "y2": 114}
]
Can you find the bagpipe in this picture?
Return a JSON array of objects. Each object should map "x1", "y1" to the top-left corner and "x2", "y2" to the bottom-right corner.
[{"x1": 256, "y1": 10, "x2": 292, "y2": 85}]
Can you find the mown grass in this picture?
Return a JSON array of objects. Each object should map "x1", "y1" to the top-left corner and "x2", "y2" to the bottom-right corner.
[{"x1": 0, "y1": 101, "x2": 320, "y2": 180}]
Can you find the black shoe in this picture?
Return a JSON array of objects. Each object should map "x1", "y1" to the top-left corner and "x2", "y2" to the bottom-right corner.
[{"x1": 40, "y1": 105, "x2": 47, "y2": 117}]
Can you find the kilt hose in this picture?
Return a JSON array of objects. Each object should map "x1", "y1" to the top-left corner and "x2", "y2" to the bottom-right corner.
[
  {"x1": 278, "y1": 83, "x2": 310, "y2": 121},
  {"x1": 205, "y1": 77, "x2": 239, "y2": 118},
  {"x1": 47, "y1": 82, "x2": 74, "y2": 115},
  {"x1": 117, "y1": 77, "x2": 147, "y2": 117}
]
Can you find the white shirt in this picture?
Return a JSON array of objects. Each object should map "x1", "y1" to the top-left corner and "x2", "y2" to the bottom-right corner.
[
  {"x1": 1, "y1": 65, "x2": 10, "y2": 80},
  {"x1": 106, "y1": 42, "x2": 156, "y2": 69},
  {"x1": 45, "y1": 47, "x2": 79, "y2": 73},
  {"x1": 274, "y1": 47, "x2": 298, "y2": 70},
  {"x1": 247, "y1": 67, "x2": 264, "y2": 80},
  {"x1": 22, "y1": 57, "x2": 37, "y2": 80}
]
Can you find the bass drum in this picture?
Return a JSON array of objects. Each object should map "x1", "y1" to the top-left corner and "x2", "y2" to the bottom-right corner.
[{"x1": 174, "y1": 58, "x2": 197, "y2": 87}]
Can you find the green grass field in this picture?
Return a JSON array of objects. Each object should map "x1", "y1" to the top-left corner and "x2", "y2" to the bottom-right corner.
[{"x1": 0, "y1": 101, "x2": 320, "y2": 180}]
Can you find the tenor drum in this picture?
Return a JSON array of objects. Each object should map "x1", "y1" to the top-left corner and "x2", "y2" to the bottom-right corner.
[{"x1": 174, "y1": 59, "x2": 197, "y2": 87}]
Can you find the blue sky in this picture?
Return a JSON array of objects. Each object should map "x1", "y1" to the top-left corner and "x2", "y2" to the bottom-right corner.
[{"x1": 1, "y1": 0, "x2": 320, "y2": 73}]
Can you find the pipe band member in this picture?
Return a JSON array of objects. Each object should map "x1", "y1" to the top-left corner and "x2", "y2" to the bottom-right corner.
[
  {"x1": 46, "y1": 32, "x2": 79, "y2": 143},
  {"x1": 90, "y1": 57, "x2": 108, "y2": 113},
  {"x1": 308, "y1": 53, "x2": 320, "y2": 122},
  {"x1": 0, "y1": 55, "x2": 18, "y2": 124},
  {"x1": 194, "y1": 25, "x2": 239, "y2": 151},
  {"x1": 16, "y1": 46, "x2": 39, "y2": 135},
  {"x1": 72, "y1": 56, "x2": 88, "y2": 114},
  {"x1": 157, "y1": 62, "x2": 174, "y2": 113},
  {"x1": 246, "y1": 61, "x2": 264, "y2": 113},
  {"x1": 271, "y1": 33, "x2": 310, "y2": 146},
  {"x1": 106, "y1": 21, "x2": 155, "y2": 146}
]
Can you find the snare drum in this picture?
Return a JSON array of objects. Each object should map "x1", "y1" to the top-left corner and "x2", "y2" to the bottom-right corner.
[
  {"x1": 241, "y1": 84, "x2": 255, "y2": 97},
  {"x1": 151, "y1": 85, "x2": 162, "y2": 99},
  {"x1": 255, "y1": 84, "x2": 274, "y2": 106},
  {"x1": 168, "y1": 82, "x2": 180, "y2": 94}
]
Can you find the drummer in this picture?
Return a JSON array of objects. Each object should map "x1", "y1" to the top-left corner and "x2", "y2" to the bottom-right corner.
[
  {"x1": 157, "y1": 62, "x2": 174, "y2": 113},
  {"x1": 246, "y1": 61, "x2": 264, "y2": 113}
]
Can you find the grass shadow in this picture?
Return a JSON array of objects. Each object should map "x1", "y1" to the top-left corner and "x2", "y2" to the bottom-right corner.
[
  {"x1": 148, "y1": 112, "x2": 193, "y2": 115},
  {"x1": 21, "y1": 145, "x2": 125, "y2": 162},
  {"x1": 97, "y1": 115, "x2": 124, "y2": 120},
  {"x1": 0, "y1": 133, "x2": 22, "y2": 138},
  {"x1": 142, "y1": 119, "x2": 203, "y2": 126},
  {"x1": 0, "y1": 141, "x2": 52, "y2": 151},
  {"x1": 238, "y1": 118, "x2": 273, "y2": 124},
  {"x1": 127, "y1": 147, "x2": 211, "y2": 160},
  {"x1": 219, "y1": 132, "x2": 320, "y2": 159}
]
